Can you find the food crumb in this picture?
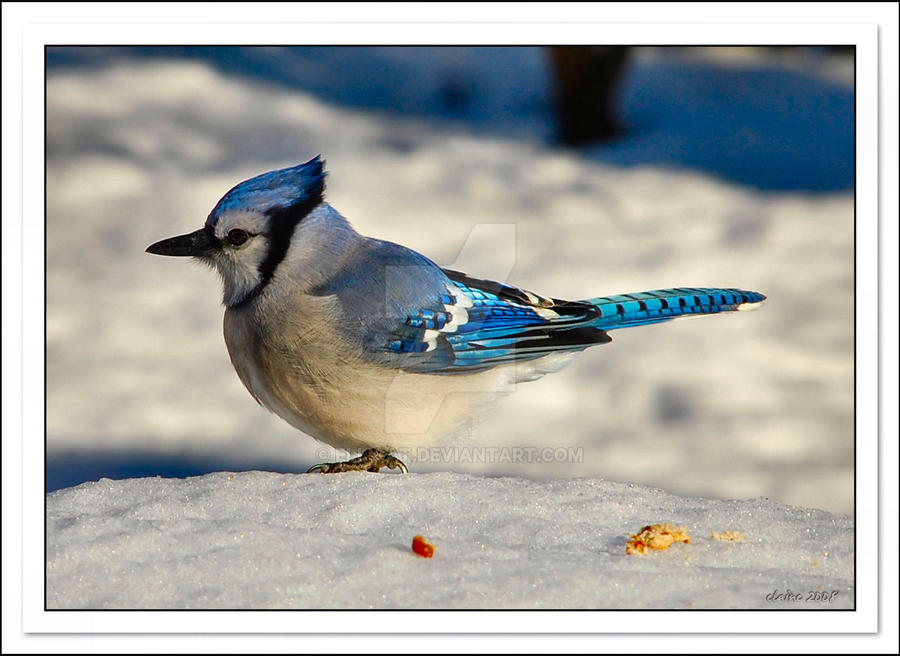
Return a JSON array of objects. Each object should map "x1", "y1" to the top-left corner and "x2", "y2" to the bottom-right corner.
[
  {"x1": 711, "y1": 530, "x2": 746, "y2": 542},
  {"x1": 412, "y1": 535, "x2": 435, "y2": 558},
  {"x1": 626, "y1": 522, "x2": 691, "y2": 555}
]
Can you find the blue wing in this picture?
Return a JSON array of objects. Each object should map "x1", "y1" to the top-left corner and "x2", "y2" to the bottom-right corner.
[
  {"x1": 317, "y1": 238, "x2": 764, "y2": 376},
  {"x1": 383, "y1": 268, "x2": 611, "y2": 374},
  {"x1": 377, "y1": 273, "x2": 766, "y2": 375}
]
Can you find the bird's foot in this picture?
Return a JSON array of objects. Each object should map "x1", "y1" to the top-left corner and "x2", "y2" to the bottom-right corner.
[{"x1": 307, "y1": 448, "x2": 409, "y2": 474}]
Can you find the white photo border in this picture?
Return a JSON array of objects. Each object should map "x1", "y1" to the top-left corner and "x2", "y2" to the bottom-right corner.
[{"x1": 9, "y1": 7, "x2": 887, "y2": 642}]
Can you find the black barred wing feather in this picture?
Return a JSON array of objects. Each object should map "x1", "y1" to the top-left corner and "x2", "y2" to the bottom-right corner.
[{"x1": 384, "y1": 269, "x2": 611, "y2": 374}]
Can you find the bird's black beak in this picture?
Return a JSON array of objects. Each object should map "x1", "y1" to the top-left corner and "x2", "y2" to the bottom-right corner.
[{"x1": 146, "y1": 228, "x2": 216, "y2": 257}]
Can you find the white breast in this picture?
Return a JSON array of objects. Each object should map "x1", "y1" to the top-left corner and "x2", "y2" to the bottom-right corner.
[{"x1": 221, "y1": 291, "x2": 547, "y2": 453}]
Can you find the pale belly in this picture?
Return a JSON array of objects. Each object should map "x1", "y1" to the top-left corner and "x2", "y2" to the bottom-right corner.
[{"x1": 223, "y1": 302, "x2": 523, "y2": 453}]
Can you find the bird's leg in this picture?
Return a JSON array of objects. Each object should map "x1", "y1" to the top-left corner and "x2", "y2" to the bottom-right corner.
[{"x1": 307, "y1": 448, "x2": 409, "y2": 474}]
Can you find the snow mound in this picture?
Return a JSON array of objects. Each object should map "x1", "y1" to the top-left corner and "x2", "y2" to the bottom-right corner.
[{"x1": 46, "y1": 472, "x2": 853, "y2": 609}]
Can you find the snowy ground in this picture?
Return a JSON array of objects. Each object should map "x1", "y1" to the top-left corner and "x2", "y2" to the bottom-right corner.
[
  {"x1": 46, "y1": 471, "x2": 854, "y2": 610},
  {"x1": 45, "y1": 47, "x2": 855, "y2": 518}
]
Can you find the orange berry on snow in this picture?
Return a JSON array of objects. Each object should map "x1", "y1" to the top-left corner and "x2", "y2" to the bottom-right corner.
[{"x1": 412, "y1": 535, "x2": 435, "y2": 558}]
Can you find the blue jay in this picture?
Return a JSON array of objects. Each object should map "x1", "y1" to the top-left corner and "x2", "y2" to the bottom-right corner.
[{"x1": 147, "y1": 156, "x2": 765, "y2": 473}]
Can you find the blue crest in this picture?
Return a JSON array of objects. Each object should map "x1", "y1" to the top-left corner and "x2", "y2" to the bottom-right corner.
[{"x1": 206, "y1": 156, "x2": 326, "y2": 226}]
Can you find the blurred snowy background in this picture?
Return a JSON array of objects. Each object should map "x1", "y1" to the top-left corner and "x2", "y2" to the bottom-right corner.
[{"x1": 45, "y1": 46, "x2": 854, "y2": 513}]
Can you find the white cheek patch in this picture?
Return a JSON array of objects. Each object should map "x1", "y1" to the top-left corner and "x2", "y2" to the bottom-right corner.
[
  {"x1": 228, "y1": 239, "x2": 268, "y2": 268},
  {"x1": 212, "y1": 232, "x2": 271, "y2": 307}
]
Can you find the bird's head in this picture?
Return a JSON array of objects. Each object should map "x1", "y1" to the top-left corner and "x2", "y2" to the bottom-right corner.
[{"x1": 146, "y1": 156, "x2": 326, "y2": 307}]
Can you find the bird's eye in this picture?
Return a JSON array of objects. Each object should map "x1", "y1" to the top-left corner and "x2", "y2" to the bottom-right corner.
[{"x1": 227, "y1": 229, "x2": 250, "y2": 246}]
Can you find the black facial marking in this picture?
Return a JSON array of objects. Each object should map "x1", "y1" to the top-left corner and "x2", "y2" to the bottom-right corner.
[
  {"x1": 257, "y1": 189, "x2": 324, "y2": 285},
  {"x1": 204, "y1": 224, "x2": 222, "y2": 249},
  {"x1": 225, "y1": 178, "x2": 326, "y2": 309}
]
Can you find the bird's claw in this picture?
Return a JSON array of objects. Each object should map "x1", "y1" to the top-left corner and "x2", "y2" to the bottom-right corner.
[
  {"x1": 382, "y1": 455, "x2": 409, "y2": 474},
  {"x1": 307, "y1": 448, "x2": 408, "y2": 474}
]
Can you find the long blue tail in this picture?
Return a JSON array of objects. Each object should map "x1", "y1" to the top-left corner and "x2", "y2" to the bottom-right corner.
[{"x1": 585, "y1": 287, "x2": 766, "y2": 331}]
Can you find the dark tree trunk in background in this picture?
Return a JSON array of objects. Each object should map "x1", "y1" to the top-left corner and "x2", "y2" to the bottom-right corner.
[{"x1": 548, "y1": 46, "x2": 630, "y2": 146}]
